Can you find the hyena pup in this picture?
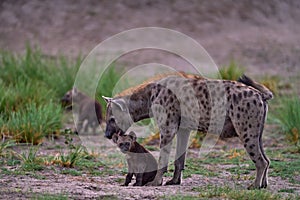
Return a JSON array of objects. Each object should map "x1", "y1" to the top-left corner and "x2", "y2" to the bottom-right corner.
[
  {"x1": 113, "y1": 131, "x2": 158, "y2": 186},
  {"x1": 61, "y1": 88, "x2": 103, "y2": 134}
]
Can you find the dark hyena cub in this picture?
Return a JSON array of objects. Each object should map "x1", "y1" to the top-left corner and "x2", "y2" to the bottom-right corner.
[
  {"x1": 113, "y1": 131, "x2": 158, "y2": 186},
  {"x1": 61, "y1": 88, "x2": 102, "y2": 134}
]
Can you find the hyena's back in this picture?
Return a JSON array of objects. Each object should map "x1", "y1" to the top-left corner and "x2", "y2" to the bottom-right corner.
[{"x1": 151, "y1": 76, "x2": 270, "y2": 139}]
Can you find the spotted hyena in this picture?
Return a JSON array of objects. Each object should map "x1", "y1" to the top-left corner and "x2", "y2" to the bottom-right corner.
[
  {"x1": 103, "y1": 73, "x2": 273, "y2": 189},
  {"x1": 61, "y1": 88, "x2": 103, "y2": 134},
  {"x1": 113, "y1": 131, "x2": 158, "y2": 186}
]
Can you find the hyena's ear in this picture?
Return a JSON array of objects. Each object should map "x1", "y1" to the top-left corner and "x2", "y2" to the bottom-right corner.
[
  {"x1": 102, "y1": 96, "x2": 112, "y2": 103},
  {"x1": 129, "y1": 131, "x2": 137, "y2": 141},
  {"x1": 111, "y1": 98, "x2": 127, "y2": 112},
  {"x1": 112, "y1": 134, "x2": 118, "y2": 144},
  {"x1": 72, "y1": 87, "x2": 78, "y2": 95}
]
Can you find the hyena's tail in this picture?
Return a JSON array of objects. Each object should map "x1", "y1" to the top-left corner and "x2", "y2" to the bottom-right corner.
[{"x1": 238, "y1": 74, "x2": 273, "y2": 101}]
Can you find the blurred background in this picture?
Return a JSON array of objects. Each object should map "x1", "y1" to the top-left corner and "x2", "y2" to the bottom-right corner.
[{"x1": 1, "y1": 0, "x2": 300, "y2": 76}]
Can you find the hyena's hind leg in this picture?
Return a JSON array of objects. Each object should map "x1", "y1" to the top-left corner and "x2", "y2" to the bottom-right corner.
[
  {"x1": 231, "y1": 108, "x2": 270, "y2": 189},
  {"x1": 257, "y1": 103, "x2": 270, "y2": 188}
]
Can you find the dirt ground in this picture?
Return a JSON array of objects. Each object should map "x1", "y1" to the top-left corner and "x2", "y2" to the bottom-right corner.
[{"x1": 1, "y1": 0, "x2": 300, "y2": 199}]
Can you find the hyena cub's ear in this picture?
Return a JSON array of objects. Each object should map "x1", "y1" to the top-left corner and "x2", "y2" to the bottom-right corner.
[
  {"x1": 112, "y1": 134, "x2": 119, "y2": 144},
  {"x1": 128, "y1": 131, "x2": 137, "y2": 142}
]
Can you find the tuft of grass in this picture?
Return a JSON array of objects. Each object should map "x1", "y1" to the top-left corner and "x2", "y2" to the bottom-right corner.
[
  {"x1": 193, "y1": 185, "x2": 283, "y2": 200},
  {"x1": 260, "y1": 75, "x2": 280, "y2": 95},
  {"x1": 219, "y1": 60, "x2": 245, "y2": 80},
  {"x1": 18, "y1": 145, "x2": 44, "y2": 171},
  {"x1": 0, "y1": 140, "x2": 14, "y2": 157},
  {"x1": 7, "y1": 102, "x2": 62, "y2": 145},
  {"x1": 0, "y1": 47, "x2": 81, "y2": 144},
  {"x1": 274, "y1": 96, "x2": 300, "y2": 146},
  {"x1": 49, "y1": 145, "x2": 86, "y2": 168}
]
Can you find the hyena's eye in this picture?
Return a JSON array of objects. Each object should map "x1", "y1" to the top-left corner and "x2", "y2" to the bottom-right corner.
[
  {"x1": 125, "y1": 142, "x2": 130, "y2": 147},
  {"x1": 109, "y1": 117, "x2": 115, "y2": 123}
]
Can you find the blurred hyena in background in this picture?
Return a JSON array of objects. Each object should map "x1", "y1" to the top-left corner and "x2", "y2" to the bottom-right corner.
[{"x1": 61, "y1": 88, "x2": 103, "y2": 134}]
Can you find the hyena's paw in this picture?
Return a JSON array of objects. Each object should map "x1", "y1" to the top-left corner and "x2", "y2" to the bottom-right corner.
[
  {"x1": 165, "y1": 178, "x2": 181, "y2": 185},
  {"x1": 247, "y1": 183, "x2": 263, "y2": 190},
  {"x1": 145, "y1": 178, "x2": 163, "y2": 186}
]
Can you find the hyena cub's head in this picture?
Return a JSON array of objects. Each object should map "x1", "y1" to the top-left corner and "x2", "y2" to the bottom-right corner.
[
  {"x1": 112, "y1": 131, "x2": 137, "y2": 153},
  {"x1": 61, "y1": 88, "x2": 79, "y2": 110}
]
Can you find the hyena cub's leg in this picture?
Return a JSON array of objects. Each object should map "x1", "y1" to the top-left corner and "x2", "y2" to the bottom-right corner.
[{"x1": 166, "y1": 128, "x2": 190, "y2": 185}]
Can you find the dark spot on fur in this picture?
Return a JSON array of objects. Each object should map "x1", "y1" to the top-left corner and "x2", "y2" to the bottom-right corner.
[
  {"x1": 238, "y1": 93, "x2": 242, "y2": 99},
  {"x1": 198, "y1": 86, "x2": 202, "y2": 91},
  {"x1": 259, "y1": 102, "x2": 262, "y2": 107},
  {"x1": 249, "y1": 152, "x2": 255, "y2": 157},
  {"x1": 151, "y1": 96, "x2": 155, "y2": 102},
  {"x1": 253, "y1": 99, "x2": 257, "y2": 105},
  {"x1": 230, "y1": 104, "x2": 233, "y2": 110},
  {"x1": 205, "y1": 92, "x2": 208, "y2": 99},
  {"x1": 252, "y1": 159, "x2": 256, "y2": 163},
  {"x1": 244, "y1": 128, "x2": 248, "y2": 132},
  {"x1": 247, "y1": 102, "x2": 250, "y2": 109},
  {"x1": 249, "y1": 144, "x2": 255, "y2": 149},
  {"x1": 249, "y1": 124, "x2": 252, "y2": 128},
  {"x1": 243, "y1": 134, "x2": 248, "y2": 138},
  {"x1": 245, "y1": 138, "x2": 250, "y2": 143},
  {"x1": 244, "y1": 144, "x2": 247, "y2": 148},
  {"x1": 166, "y1": 121, "x2": 169, "y2": 126},
  {"x1": 248, "y1": 90, "x2": 253, "y2": 97},
  {"x1": 243, "y1": 91, "x2": 248, "y2": 98},
  {"x1": 237, "y1": 113, "x2": 240, "y2": 119}
]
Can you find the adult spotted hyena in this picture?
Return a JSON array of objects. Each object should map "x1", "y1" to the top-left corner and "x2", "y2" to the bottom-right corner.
[
  {"x1": 61, "y1": 88, "x2": 103, "y2": 134},
  {"x1": 113, "y1": 131, "x2": 158, "y2": 186},
  {"x1": 103, "y1": 73, "x2": 273, "y2": 189}
]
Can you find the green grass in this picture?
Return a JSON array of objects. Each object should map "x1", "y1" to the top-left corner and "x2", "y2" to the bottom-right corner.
[
  {"x1": 219, "y1": 60, "x2": 245, "y2": 80},
  {"x1": 0, "y1": 47, "x2": 122, "y2": 144},
  {"x1": 0, "y1": 47, "x2": 81, "y2": 144},
  {"x1": 18, "y1": 145, "x2": 44, "y2": 171},
  {"x1": 96, "y1": 64, "x2": 123, "y2": 108},
  {"x1": 7, "y1": 102, "x2": 62, "y2": 144},
  {"x1": 273, "y1": 96, "x2": 300, "y2": 146},
  {"x1": 32, "y1": 193, "x2": 69, "y2": 200},
  {"x1": 193, "y1": 185, "x2": 285, "y2": 200}
]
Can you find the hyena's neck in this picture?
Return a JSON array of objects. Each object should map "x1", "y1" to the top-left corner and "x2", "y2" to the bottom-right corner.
[{"x1": 126, "y1": 83, "x2": 154, "y2": 122}]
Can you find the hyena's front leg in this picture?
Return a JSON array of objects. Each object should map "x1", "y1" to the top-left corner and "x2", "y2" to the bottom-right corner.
[
  {"x1": 166, "y1": 128, "x2": 190, "y2": 185},
  {"x1": 146, "y1": 130, "x2": 175, "y2": 186}
]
